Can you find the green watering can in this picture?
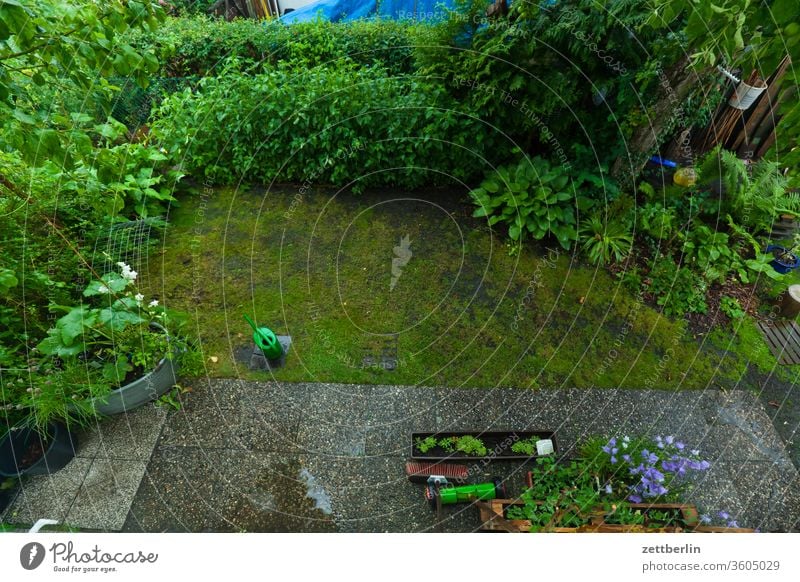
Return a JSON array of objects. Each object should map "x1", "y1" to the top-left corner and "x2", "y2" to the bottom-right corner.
[{"x1": 243, "y1": 314, "x2": 283, "y2": 359}]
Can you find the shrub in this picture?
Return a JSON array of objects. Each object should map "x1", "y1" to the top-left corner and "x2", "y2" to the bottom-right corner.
[
  {"x1": 129, "y1": 16, "x2": 419, "y2": 77},
  {"x1": 414, "y1": 0, "x2": 677, "y2": 171},
  {"x1": 647, "y1": 256, "x2": 708, "y2": 317},
  {"x1": 152, "y1": 63, "x2": 506, "y2": 189},
  {"x1": 698, "y1": 146, "x2": 796, "y2": 233},
  {"x1": 679, "y1": 224, "x2": 747, "y2": 284}
]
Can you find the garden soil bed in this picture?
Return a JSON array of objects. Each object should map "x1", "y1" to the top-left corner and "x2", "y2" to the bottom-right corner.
[{"x1": 18, "y1": 438, "x2": 48, "y2": 470}]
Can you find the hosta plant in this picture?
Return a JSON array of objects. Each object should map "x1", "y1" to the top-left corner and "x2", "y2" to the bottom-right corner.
[{"x1": 470, "y1": 157, "x2": 578, "y2": 250}]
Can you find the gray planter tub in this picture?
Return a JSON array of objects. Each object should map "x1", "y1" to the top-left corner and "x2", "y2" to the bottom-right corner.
[
  {"x1": 91, "y1": 355, "x2": 179, "y2": 415},
  {"x1": 89, "y1": 323, "x2": 180, "y2": 415}
]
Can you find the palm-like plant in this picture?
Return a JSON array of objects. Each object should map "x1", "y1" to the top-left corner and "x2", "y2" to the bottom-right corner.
[{"x1": 579, "y1": 215, "x2": 633, "y2": 265}]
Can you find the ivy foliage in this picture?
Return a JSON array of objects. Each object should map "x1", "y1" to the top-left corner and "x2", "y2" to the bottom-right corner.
[
  {"x1": 414, "y1": 0, "x2": 680, "y2": 169},
  {"x1": 644, "y1": 0, "x2": 800, "y2": 184}
]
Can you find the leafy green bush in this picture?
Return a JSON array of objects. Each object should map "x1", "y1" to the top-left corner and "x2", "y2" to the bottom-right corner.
[
  {"x1": 130, "y1": 15, "x2": 419, "y2": 77},
  {"x1": 647, "y1": 257, "x2": 708, "y2": 317},
  {"x1": 720, "y1": 296, "x2": 746, "y2": 319},
  {"x1": 152, "y1": 63, "x2": 504, "y2": 189},
  {"x1": 469, "y1": 157, "x2": 581, "y2": 250},
  {"x1": 679, "y1": 225, "x2": 747, "y2": 284}
]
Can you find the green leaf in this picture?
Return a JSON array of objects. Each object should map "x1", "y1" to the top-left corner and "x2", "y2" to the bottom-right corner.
[
  {"x1": 55, "y1": 307, "x2": 97, "y2": 346},
  {"x1": 102, "y1": 355, "x2": 134, "y2": 384},
  {"x1": 12, "y1": 109, "x2": 35, "y2": 125},
  {"x1": 97, "y1": 308, "x2": 144, "y2": 331},
  {"x1": 0, "y1": 268, "x2": 18, "y2": 293},
  {"x1": 483, "y1": 180, "x2": 499, "y2": 193}
]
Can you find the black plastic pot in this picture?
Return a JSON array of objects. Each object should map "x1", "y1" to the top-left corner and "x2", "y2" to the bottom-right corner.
[
  {"x1": 0, "y1": 422, "x2": 78, "y2": 477},
  {"x1": 0, "y1": 483, "x2": 15, "y2": 514}
]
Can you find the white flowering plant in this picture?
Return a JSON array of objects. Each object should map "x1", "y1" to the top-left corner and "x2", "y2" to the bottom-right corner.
[{"x1": 36, "y1": 262, "x2": 179, "y2": 370}]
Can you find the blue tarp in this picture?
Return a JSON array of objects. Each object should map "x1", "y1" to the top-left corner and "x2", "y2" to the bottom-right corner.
[{"x1": 280, "y1": 0, "x2": 455, "y2": 23}]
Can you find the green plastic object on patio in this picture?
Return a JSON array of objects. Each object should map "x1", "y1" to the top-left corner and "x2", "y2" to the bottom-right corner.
[{"x1": 243, "y1": 314, "x2": 284, "y2": 359}]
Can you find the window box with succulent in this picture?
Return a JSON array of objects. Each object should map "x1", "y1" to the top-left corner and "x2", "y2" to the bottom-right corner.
[{"x1": 410, "y1": 430, "x2": 557, "y2": 461}]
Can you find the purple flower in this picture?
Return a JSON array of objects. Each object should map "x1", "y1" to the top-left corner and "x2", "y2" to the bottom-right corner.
[
  {"x1": 700, "y1": 514, "x2": 712, "y2": 524},
  {"x1": 622, "y1": 454, "x2": 631, "y2": 463},
  {"x1": 675, "y1": 441, "x2": 685, "y2": 451},
  {"x1": 604, "y1": 484, "x2": 612, "y2": 494},
  {"x1": 610, "y1": 456, "x2": 617, "y2": 464},
  {"x1": 718, "y1": 511, "x2": 730, "y2": 520},
  {"x1": 628, "y1": 494, "x2": 642, "y2": 503},
  {"x1": 665, "y1": 435, "x2": 674, "y2": 445},
  {"x1": 602, "y1": 438, "x2": 619, "y2": 456},
  {"x1": 727, "y1": 520, "x2": 739, "y2": 528}
]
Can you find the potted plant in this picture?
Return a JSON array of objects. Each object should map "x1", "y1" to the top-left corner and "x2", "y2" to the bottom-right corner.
[
  {"x1": 767, "y1": 244, "x2": 800, "y2": 274},
  {"x1": 0, "y1": 422, "x2": 77, "y2": 477},
  {"x1": 33, "y1": 262, "x2": 198, "y2": 416},
  {"x1": 479, "y1": 434, "x2": 721, "y2": 533}
]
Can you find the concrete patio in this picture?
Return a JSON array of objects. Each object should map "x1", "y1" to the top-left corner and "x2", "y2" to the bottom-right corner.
[{"x1": 2, "y1": 380, "x2": 799, "y2": 532}]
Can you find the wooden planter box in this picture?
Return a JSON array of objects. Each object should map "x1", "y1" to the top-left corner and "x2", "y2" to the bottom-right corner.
[
  {"x1": 410, "y1": 430, "x2": 557, "y2": 461},
  {"x1": 477, "y1": 499, "x2": 754, "y2": 533},
  {"x1": 475, "y1": 499, "x2": 684, "y2": 533},
  {"x1": 598, "y1": 503, "x2": 699, "y2": 528}
]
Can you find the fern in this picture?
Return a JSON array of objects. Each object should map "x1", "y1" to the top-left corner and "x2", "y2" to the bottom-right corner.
[
  {"x1": 698, "y1": 146, "x2": 746, "y2": 200},
  {"x1": 699, "y1": 147, "x2": 790, "y2": 232}
]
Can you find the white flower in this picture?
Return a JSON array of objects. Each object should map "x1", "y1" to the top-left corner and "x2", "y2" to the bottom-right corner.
[
  {"x1": 134, "y1": 293, "x2": 144, "y2": 304},
  {"x1": 98, "y1": 284, "x2": 110, "y2": 294},
  {"x1": 149, "y1": 300, "x2": 159, "y2": 307},
  {"x1": 117, "y1": 262, "x2": 137, "y2": 281}
]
